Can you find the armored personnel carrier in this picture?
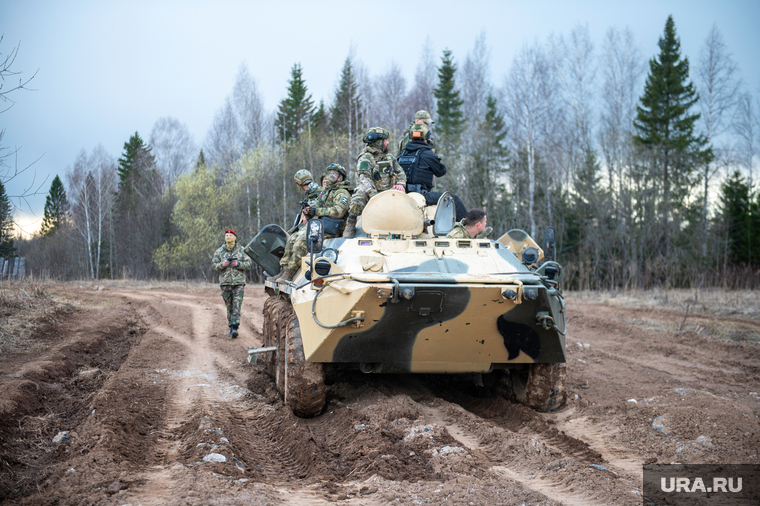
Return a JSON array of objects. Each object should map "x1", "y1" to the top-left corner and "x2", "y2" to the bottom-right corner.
[{"x1": 245, "y1": 191, "x2": 567, "y2": 418}]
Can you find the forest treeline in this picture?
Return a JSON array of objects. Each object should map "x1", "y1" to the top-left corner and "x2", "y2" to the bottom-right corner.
[{"x1": 6, "y1": 17, "x2": 760, "y2": 289}]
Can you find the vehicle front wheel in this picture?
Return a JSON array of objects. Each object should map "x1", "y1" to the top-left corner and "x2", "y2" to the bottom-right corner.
[{"x1": 508, "y1": 363, "x2": 566, "y2": 412}]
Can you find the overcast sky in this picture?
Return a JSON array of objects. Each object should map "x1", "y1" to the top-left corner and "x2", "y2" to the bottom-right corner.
[{"x1": 4, "y1": 0, "x2": 759, "y2": 234}]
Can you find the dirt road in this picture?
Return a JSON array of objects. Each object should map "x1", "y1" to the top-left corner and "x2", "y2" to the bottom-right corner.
[{"x1": 1, "y1": 285, "x2": 759, "y2": 505}]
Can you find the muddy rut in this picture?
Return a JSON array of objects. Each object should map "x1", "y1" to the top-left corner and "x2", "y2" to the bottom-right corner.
[{"x1": 1, "y1": 286, "x2": 758, "y2": 505}]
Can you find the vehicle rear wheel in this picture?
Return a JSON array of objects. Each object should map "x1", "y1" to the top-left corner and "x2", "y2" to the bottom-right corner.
[
  {"x1": 263, "y1": 295, "x2": 288, "y2": 389},
  {"x1": 282, "y1": 311, "x2": 325, "y2": 418},
  {"x1": 508, "y1": 363, "x2": 566, "y2": 412}
]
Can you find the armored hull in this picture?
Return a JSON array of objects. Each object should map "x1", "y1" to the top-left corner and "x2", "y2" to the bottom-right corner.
[{"x1": 247, "y1": 191, "x2": 567, "y2": 417}]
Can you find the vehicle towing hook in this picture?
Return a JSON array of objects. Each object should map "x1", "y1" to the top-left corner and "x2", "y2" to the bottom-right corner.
[{"x1": 536, "y1": 312, "x2": 555, "y2": 331}]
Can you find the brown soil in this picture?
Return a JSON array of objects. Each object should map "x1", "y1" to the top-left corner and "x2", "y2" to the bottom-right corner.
[{"x1": 1, "y1": 285, "x2": 758, "y2": 505}]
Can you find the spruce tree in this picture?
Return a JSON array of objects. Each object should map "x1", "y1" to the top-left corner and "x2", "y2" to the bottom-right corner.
[
  {"x1": 470, "y1": 94, "x2": 508, "y2": 213},
  {"x1": 329, "y1": 57, "x2": 362, "y2": 137},
  {"x1": 634, "y1": 15, "x2": 713, "y2": 252},
  {"x1": 40, "y1": 175, "x2": 69, "y2": 237},
  {"x1": 433, "y1": 49, "x2": 465, "y2": 156},
  {"x1": 311, "y1": 100, "x2": 327, "y2": 133},
  {"x1": 117, "y1": 132, "x2": 155, "y2": 209},
  {"x1": 719, "y1": 171, "x2": 752, "y2": 265},
  {"x1": 275, "y1": 63, "x2": 315, "y2": 143},
  {"x1": 0, "y1": 180, "x2": 14, "y2": 257},
  {"x1": 196, "y1": 149, "x2": 206, "y2": 169}
]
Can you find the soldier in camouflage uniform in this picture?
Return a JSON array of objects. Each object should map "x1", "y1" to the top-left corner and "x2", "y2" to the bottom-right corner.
[
  {"x1": 398, "y1": 110, "x2": 434, "y2": 154},
  {"x1": 212, "y1": 229, "x2": 252, "y2": 338},
  {"x1": 343, "y1": 127, "x2": 407, "y2": 238},
  {"x1": 276, "y1": 164, "x2": 351, "y2": 281},
  {"x1": 269, "y1": 170, "x2": 323, "y2": 281},
  {"x1": 447, "y1": 208, "x2": 489, "y2": 239}
]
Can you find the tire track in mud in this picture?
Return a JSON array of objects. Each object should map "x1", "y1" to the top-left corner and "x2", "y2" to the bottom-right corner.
[
  {"x1": 418, "y1": 389, "x2": 640, "y2": 505},
  {"x1": 111, "y1": 290, "x2": 334, "y2": 504},
  {"x1": 112, "y1": 291, "x2": 251, "y2": 502}
]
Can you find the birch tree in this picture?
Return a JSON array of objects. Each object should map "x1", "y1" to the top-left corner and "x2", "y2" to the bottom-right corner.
[
  {"x1": 150, "y1": 117, "x2": 196, "y2": 185},
  {"x1": 505, "y1": 41, "x2": 555, "y2": 237},
  {"x1": 696, "y1": 24, "x2": 741, "y2": 226},
  {"x1": 375, "y1": 61, "x2": 408, "y2": 141}
]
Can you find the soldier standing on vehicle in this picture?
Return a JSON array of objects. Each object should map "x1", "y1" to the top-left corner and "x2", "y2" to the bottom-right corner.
[
  {"x1": 398, "y1": 110, "x2": 434, "y2": 153},
  {"x1": 269, "y1": 170, "x2": 323, "y2": 281},
  {"x1": 343, "y1": 127, "x2": 407, "y2": 238},
  {"x1": 447, "y1": 208, "x2": 489, "y2": 239},
  {"x1": 276, "y1": 164, "x2": 352, "y2": 281},
  {"x1": 398, "y1": 123, "x2": 467, "y2": 221},
  {"x1": 212, "y1": 229, "x2": 252, "y2": 338}
]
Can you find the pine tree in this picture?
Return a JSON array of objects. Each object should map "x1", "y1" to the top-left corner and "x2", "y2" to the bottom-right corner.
[
  {"x1": 719, "y1": 171, "x2": 752, "y2": 265},
  {"x1": 329, "y1": 57, "x2": 362, "y2": 138},
  {"x1": 196, "y1": 149, "x2": 206, "y2": 169},
  {"x1": 40, "y1": 175, "x2": 69, "y2": 237},
  {"x1": 434, "y1": 49, "x2": 465, "y2": 156},
  {"x1": 117, "y1": 132, "x2": 156, "y2": 209},
  {"x1": 634, "y1": 15, "x2": 713, "y2": 253},
  {"x1": 311, "y1": 100, "x2": 327, "y2": 133},
  {"x1": 0, "y1": 180, "x2": 14, "y2": 257},
  {"x1": 275, "y1": 63, "x2": 315, "y2": 144},
  {"x1": 470, "y1": 94, "x2": 508, "y2": 215}
]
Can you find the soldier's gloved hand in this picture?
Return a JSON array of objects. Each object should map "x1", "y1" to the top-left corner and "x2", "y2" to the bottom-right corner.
[
  {"x1": 392, "y1": 185, "x2": 406, "y2": 193},
  {"x1": 306, "y1": 205, "x2": 318, "y2": 215}
]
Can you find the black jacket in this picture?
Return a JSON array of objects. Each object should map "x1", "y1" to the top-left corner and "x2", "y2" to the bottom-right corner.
[{"x1": 397, "y1": 140, "x2": 446, "y2": 191}]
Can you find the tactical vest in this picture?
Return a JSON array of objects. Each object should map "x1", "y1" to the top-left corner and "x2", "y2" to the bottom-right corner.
[{"x1": 398, "y1": 145, "x2": 433, "y2": 191}]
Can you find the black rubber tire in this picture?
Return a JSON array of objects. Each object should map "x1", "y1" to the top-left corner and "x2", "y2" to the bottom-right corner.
[
  {"x1": 283, "y1": 312, "x2": 326, "y2": 418},
  {"x1": 262, "y1": 295, "x2": 287, "y2": 389},
  {"x1": 264, "y1": 296, "x2": 325, "y2": 417},
  {"x1": 509, "y1": 363, "x2": 567, "y2": 412}
]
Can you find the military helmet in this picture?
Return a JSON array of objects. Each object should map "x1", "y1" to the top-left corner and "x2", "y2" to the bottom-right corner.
[
  {"x1": 409, "y1": 123, "x2": 431, "y2": 141},
  {"x1": 294, "y1": 169, "x2": 313, "y2": 186},
  {"x1": 363, "y1": 127, "x2": 390, "y2": 144},
  {"x1": 414, "y1": 110, "x2": 433, "y2": 125},
  {"x1": 325, "y1": 163, "x2": 347, "y2": 180}
]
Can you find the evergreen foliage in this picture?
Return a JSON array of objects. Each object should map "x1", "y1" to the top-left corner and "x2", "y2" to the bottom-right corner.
[
  {"x1": 633, "y1": 15, "x2": 714, "y2": 247},
  {"x1": 719, "y1": 171, "x2": 758, "y2": 266},
  {"x1": 117, "y1": 132, "x2": 156, "y2": 209},
  {"x1": 434, "y1": 49, "x2": 465, "y2": 155},
  {"x1": 275, "y1": 63, "x2": 315, "y2": 144},
  {"x1": 329, "y1": 57, "x2": 362, "y2": 137},
  {"x1": 0, "y1": 180, "x2": 14, "y2": 257},
  {"x1": 468, "y1": 94, "x2": 508, "y2": 217},
  {"x1": 311, "y1": 100, "x2": 327, "y2": 133},
  {"x1": 40, "y1": 175, "x2": 69, "y2": 237}
]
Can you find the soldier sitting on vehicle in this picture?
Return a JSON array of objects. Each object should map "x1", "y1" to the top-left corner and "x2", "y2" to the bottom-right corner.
[
  {"x1": 343, "y1": 127, "x2": 407, "y2": 238},
  {"x1": 275, "y1": 164, "x2": 351, "y2": 281},
  {"x1": 447, "y1": 208, "x2": 491, "y2": 239},
  {"x1": 398, "y1": 123, "x2": 467, "y2": 221},
  {"x1": 398, "y1": 110, "x2": 434, "y2": 153},
  {"x1": 269, "y1": 170, "x2": 323, "y2": 281}
]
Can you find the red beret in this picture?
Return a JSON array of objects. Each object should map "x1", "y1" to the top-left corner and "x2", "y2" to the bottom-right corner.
[{"x1": 225, "y1": 229, "x2": 236, "y2": 236}]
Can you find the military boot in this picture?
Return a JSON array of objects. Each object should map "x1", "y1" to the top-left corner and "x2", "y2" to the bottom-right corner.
[
  {"x1": 267, "y1": 267, "x2": 285, "y2": 282},
  {"x1": 276, "y1": 267, "x2": 296, "y2": 282},
  {"x1": 342, "y1": 217, "x2": 357, "y2": 239},
  {"x1": 231, "y1": 326, "x2": 239, "y2": 339}
]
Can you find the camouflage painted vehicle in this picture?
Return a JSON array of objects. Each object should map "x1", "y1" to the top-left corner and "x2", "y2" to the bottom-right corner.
[{"x1": 246, "y1": 191, "x2": 567, "y2": 418}]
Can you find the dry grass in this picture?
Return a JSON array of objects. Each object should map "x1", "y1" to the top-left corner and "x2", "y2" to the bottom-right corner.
[
  {"x1": 0, "y1": 280, "x2": 73, "y2": 355},
  {"x1": 566, "y1": 288, "x2": 760, "y2": 344}
]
